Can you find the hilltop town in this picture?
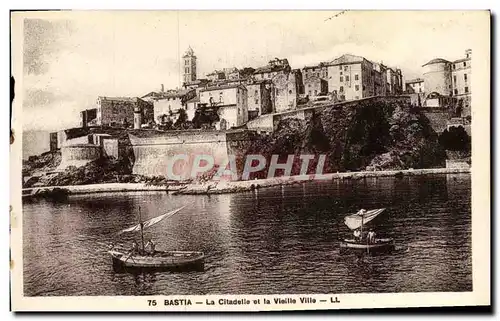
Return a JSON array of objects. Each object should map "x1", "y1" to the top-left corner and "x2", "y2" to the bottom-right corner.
[{"x1": 23, "y1": 47, "x2": 472, "y2": 190}]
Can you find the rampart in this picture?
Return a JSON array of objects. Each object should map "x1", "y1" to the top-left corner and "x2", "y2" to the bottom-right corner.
[{"x1": 129, "y1": 129, "x2": 258, "y2": 180}]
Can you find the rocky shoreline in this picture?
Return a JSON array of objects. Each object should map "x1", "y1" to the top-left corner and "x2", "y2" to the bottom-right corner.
[{"x1": 22, "y1": 167, "x2": 470, "y2": 199}]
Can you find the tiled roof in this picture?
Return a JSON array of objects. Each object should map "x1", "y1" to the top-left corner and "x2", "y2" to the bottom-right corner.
[
  {"x1": 142, "y1": 89, "x2": 194, "y2": 100},
  {"x1": 405, "y1": 78, "x2": 424, "y2": 84},
  {"x1": 422, "y1": 58, "x2": 451, "y2": 66},
  {"x1": 328, "y1": 54, "x2": 365, "y2": 66},
  {"x1": 200, "y1": 84, "x2": 247, "y2": 92}
]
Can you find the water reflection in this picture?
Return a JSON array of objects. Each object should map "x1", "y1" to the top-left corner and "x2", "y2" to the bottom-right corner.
[{"x1": 23, "y1": 174, "x2": 471, "y2": 296}]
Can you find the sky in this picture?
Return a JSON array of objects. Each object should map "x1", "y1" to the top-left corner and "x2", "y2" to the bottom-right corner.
[{"x1": 17, "y1": 10, "x2": 484, "y2": 132}]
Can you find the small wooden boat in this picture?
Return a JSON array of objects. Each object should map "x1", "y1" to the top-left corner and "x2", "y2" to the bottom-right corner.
[
  {"x1": 108, "y1": 206, "x2": 205, "y2": 272},
  {"x1": 340, "y1": 238, "x2": 395, "y2": 254},
  {"x1": 109, "y1": 250, "x2": 204, "y2": 272},
  {"x1": 340, "y1": 208, "x2": 395, "y2": 254}
]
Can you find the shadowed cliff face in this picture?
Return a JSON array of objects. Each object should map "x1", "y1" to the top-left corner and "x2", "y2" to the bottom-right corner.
[{"x1": 245, "y1": 99, "x2": 446, "y2": 177}]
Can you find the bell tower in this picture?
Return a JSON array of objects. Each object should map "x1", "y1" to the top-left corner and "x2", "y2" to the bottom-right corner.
[{"x1": 182, "y1": 46, "x2": 197, "y2": 84}]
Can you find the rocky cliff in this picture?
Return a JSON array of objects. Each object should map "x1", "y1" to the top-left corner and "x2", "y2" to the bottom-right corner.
[{"x1": 244, "y1": 98, "x2": 446, "y2": 178}]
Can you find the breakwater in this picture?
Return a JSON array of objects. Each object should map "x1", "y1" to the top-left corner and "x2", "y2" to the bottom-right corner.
[{"x1": 22, "y1": 167, "x2": 470, "y2": 197}]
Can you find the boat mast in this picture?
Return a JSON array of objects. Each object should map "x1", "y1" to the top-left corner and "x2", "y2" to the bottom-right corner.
[
  {"x1": 360, "y1": 212, "x2": 364, "y2": 240},
  {"x1": 139, "y1": 206, "x2": 145, "y2": 254}
]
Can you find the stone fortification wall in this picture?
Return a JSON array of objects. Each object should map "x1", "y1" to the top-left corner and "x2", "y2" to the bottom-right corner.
[
  {"x1": 58, "y1": 144, "x2": 101, "y2": 170},
  {"x1": 129, "y1": 130, "x2": 231, "y2": 180}
]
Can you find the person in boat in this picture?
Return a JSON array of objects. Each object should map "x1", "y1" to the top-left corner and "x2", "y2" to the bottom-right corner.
[
  {"x1": 145, "y1": 239, "x2": 156, "y2": 256},
  {"x1": 367, "y1": 229, "x2": 377, "y2": 244},
  {"x1": 353, "y1": 229, "x2": 362, "y2": 241}
]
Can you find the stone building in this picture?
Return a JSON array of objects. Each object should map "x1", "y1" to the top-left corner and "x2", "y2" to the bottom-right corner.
[
  {"x1": 199, "y1": 84, "x2": 248, "y2": 130},
  {"x1": 304, "y1": 76, "x2": 328, "y2": 97},
  {"x1": 253, "y1": 58, "x2": 291, "y2": 81},
  {"x1": 327, "y1": 54, "x2": 376, "y2": 101},
  {"x1": 207, "y1": 70, "x2": 226, "y2": 82},
  {"x1": 386, "y1": 67, "x2": 404, "y2": 95},
  {"x1": 79, "y1": 108, "x2": 97, "y2": 127},
  {"x1": 142, "y1": 88, "x2": 197, "y2": 123},
  {"x1": 451, "y1": 49, "x2": 472, "y2": 116},
  {"x1": 405, "y1": 78, "x2": 425, "y2": 93},
  {"x1": 246, "y1": 79, "x2": 274, "y2": 119},
  {"x1": 272, "y1": 69, "x2": 302, "y2": 112},
  {"x1": 422, "y1": 58, "x2": 453, "y2": 97},
  {"x1": 325, "y1": 54, "x2": 403, "y2": 101},
  {"x1": 182, "y1": 46, "x2": 197, "y2": 84},
  {"x1": 302, "y1": 63, "x2": 329, "y2": 83},
  {"x1": 421, "y1": 49, "x2": 472, "y2": 116},
  {"x1": 94, "y1": 96, "x2": 153, "y2": 128}
]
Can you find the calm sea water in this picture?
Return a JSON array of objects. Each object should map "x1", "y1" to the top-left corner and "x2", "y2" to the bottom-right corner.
[{"x1": 23, "y1": 174, "x2": 472, "y2": 296}]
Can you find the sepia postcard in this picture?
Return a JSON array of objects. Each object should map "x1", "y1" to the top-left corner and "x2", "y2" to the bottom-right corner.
[{"x1": 10, "y1": 10, "x2": 491, "y2": 312}]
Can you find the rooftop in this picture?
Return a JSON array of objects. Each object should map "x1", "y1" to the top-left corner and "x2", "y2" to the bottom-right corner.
[
  {"x1": 98, "y1": 96, "x2": 143, "y2": 102},
  {"x1": 328, "y1": 54, "x2": 366, "y2": 66},
  {"x1": 302, "y1": 62, "x2": 328, "y2": 70},
  {"x1": 200, "y1": 84, "x2": 247, "y2": 92},
  {"x1": 405, "y1": 78, "x2": 424, "y2": 84},
  {"x1": 422, "y1": 58, "x2": 451, "y2": 67},
  {"x1": 142, "y1": 89, "x2": 195, "y2": 100}
]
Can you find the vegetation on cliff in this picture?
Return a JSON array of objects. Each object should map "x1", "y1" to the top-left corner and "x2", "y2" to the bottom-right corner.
[{"x1": 243, "y1": 99, "x2": 447, "y2": 177}]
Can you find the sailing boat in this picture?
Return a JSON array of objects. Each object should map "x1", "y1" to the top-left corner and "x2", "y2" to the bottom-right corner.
[
  {"x1": 339, "y1": 208, "x2": 395, "y2": 254},
  {"x1": 108, "y1": 206, "x2": 205, "y2": 272}
]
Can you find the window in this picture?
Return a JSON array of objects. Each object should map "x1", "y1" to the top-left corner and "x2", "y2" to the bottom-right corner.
[
  {"x1": 325, "y1": 71, "x2": 328, "y2": 77},
  {"x1": 255, "y1": 90, "x2": 258, "y2": 96},
  {"x1": 314, "y1": 90, "x2": 317, "y2": 95},
  {"x1": 363, "y1": 85, "x2": 366, "y2": 90},
  {"x1": 355, "y1": 74, "x2": 359, "y2": 81},
  {"x1": 419, "y1": 88, "x2": 422, "y2": 93},
  {"x1": 355, "y1": 85, "x2": 359, "y2": 91},
  {"x1": 463, "y1": 61, "x2": 466, "y2": 67},
  {"x1": 308, "y1": 90, "x2": 311, "y2": 96},
  {"x1": 340, "y1": 72, "x2": 343, "y2": 76},
  {"x1": 465, "y1": 87, "x2": 469, "y2": 93},
  {"x1": 340, "y1": 86, "x2": 344, "y2": 92},
  {"x1": 185, "y1": 60, "x2": 189, "y2": 66},
  {"x1": 308, "y1": 84, "x2": 311, "y2": 88},
  {"x1": 453, "y1": 75, "x2": 457, "y2": 83},
  {"x1": 255, "y1": 98, "x2": 259, "y2": 104},
  {"x1": 339, "y1": 66, "x2": 342, "y2": 70},
  {"x1": 346, "y1": 76, "x2": 350, "y2": 82},
  {"x1": 340, "y1": 76, "x2": 344, "y2": 82},
  {"x1": 454, "y1": 89, "x2": 458, "y2": 95},
  {"x1": 344, "y1": 66, "x2": 348, "y2": 71},
  {"x1": 185, "y1": 67, "x2": 189, "y2": 73},
  {"x1": 453, "y1": 64, "x2": 456, "y2": 70},
  {"x1": 464, "y1": 74, "x2": 468, "y2": 81},
  {"x1": 289, "y1": 90, "x2": 293, "y2": 94}
]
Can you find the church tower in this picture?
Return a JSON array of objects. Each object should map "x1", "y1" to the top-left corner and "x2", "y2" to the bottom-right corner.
[{"x1": 182, "y1": 46, "x2": 197, "y2": 84}]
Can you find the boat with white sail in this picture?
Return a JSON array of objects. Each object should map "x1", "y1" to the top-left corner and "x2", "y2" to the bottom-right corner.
[
  {"x1": 339, "y1": 208, "x2": 395, "y2": 254},
  {"x1": 108, "y1": 206, "x2": 205, "y2": 272}
]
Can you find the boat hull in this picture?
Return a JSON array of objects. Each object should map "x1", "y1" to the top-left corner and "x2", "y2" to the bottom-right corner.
[
  {"x1": 339, "y1": 238, "x2": 395, "y2": 254},
  {"x1": 109, "y1": 250, "x2": 205, "y2": 273}
]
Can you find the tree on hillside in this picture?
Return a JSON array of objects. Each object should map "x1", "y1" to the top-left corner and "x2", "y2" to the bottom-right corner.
[
  {"x1": 241, "y1": 67, "x2": 255, "y2": 79},
  {"x1": 438, "y1": 126, "x2": 471, "y2": 151},
  {"x1": 174, "y1": 108, "x2": 188, "y2": 128}
]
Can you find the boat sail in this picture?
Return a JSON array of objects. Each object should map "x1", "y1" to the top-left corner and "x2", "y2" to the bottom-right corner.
[
  {"x1": 344, "y1": 208, "x2": 386, "y2": 230},
  {"x1": 108, "y1": 205, "x2": 205, "y2": 272},
  {"x1": 118, "y1": 206, "x2": 186, "y2": 235},
  {"x1": 339, "y1": 208, "x2": 394, "y2": 254}
]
